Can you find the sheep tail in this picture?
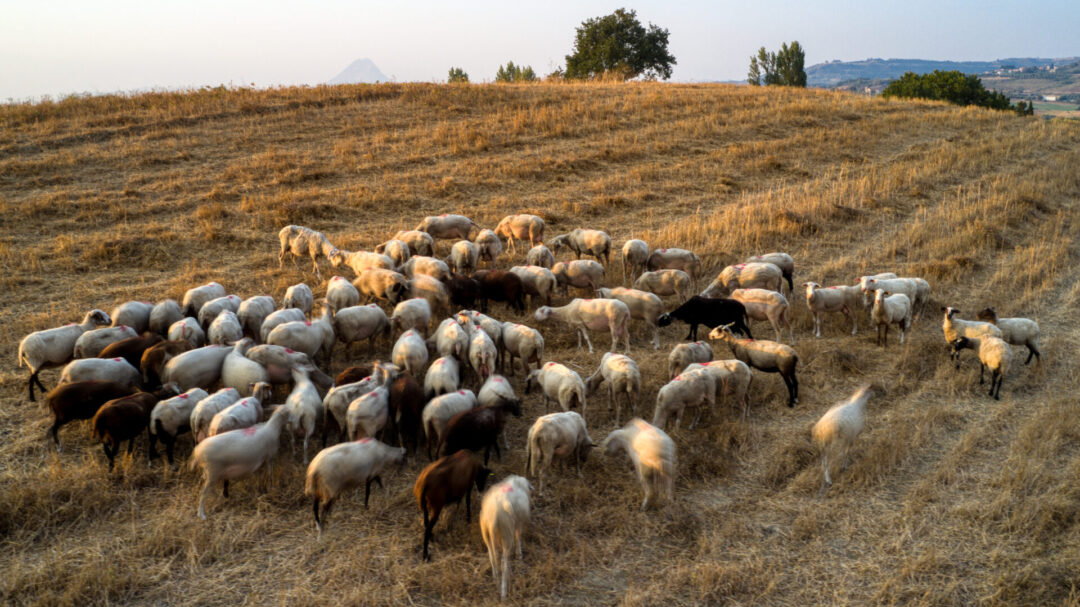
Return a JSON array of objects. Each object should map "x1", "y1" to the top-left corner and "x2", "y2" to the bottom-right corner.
[{"x1": 305, "y1": 469, "x2": 320, "y2": 498}]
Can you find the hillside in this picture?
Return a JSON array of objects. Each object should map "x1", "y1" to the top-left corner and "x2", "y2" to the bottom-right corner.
[
  {"x1": 1, "y1": 83, "x2": 1080, "y2": 606},
  {"x1": 807, "y1": 56, "x2": 1077, "y2": 87}
]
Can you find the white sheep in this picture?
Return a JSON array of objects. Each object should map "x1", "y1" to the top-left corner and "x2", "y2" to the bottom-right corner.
[
  {"x1": 646, "y1": 248, "x2": 700, "y2": 289},
  {"x1": 494, "y1": 214, "x2": 546, "y2": 255},
  {"x1": 509, "y1": 265, "x2": 557, "y2": 308},
  {"x1": 871, "y1": 290, "x2": 912, "y2": 347},
  {"x1": 525, "y1": 412, "x2": 592, "y2": 494},
  {"x1": 652, "y1": 368, "x2": 716, "y2": 432},
  {"x1": 468, "y1": 328, "x2": 498, "y2": 385},
  {"x1": 333, "y1": 250, "x2": 396, "y2": 276},
  {"x1": 284, "y1": 366, "x2": 323, "y2": 462},
  {"x1": 534, "y1": 298, "x2": 630, "y2": 354},
  {"x1": 478, "y1": 375, "x2": 519, "y2": 409},
  {"x1": 168, "y1": 317, "x2": 206, "y2": 349},
  {"x1": 708, "y1": 324, "x2": 799, "y2": 408},
  {"x1": 950, "y1": 336, "x2": 1012, "y2": 399},
  {"x1": 549, "y1": 228, "x2": 612, "y2": 265},
  {"x1": 621, "y1": 239, "x2": 650, "y2": 284},
  {"x1": 449, "y1": 240, "x2": 480, "y2": 275},
  {"x1": 424, "y1": 356, "x2": 461, "y2": 399},
  {"x1": 746, "y1": 252, "x2": 795, "y2": 294},
  {"x1": 347, "y1": 385, "x2": 390, "y2": 440},
  {"x1": 857, "y1": 276, "x2": 919, "y2": 315},
  {"x1": 597, "y1": 286, "x2": 663, "y2": 349},
  {"x1": 392, "y1": 329, "x2": 429, "y2": 376},
  {"x1": 409, "y1": 274, "x2": 450, "y2": 317},
  {"x1": 189, "y1": 387, "x2": 241, "y2": 443},
  {"x1": 149, "y1": 387, "x2": 209, "y2": 465},
  {"x1": 220, "y1": 338, "x2": 269, "y2": 396},
  {"x1": 550, "y1": 260, "x2": 605, "y2": 297},
  {"x1": 601, "y1": 419, "x2": 676, "y2": 510},
  {"x1": 73, "y1": 325, "x2": 137, "y2": 358},
  {"x1": 421, "y1": 389, "x2": 477, "y2": 459},
  {"x1": 160, "y1": 344, "x2": 233, "y2": 390},
  {"x1": 812, "y1": 383, "x2": 880, "y2": 493},
  {"x1": 584, "y1": 352, "x2": 641, "y2": 426},
  {"x1": 391, "y1": 297, "x2": 432, "y2": 336},
  {"x1": 110, "y1": 301, "x2": 154, "y2": 334},
  {"x1": 525, "y1": 362, "x2": 587, "y2": 421},
  {"x1": 266, "y1": 301, "x2": 336, "y2": 366},
  {"x1": 392, "y1": 230, "x2": 435, "y2": 257},
  {"x1": 352, "y1": 268, "x2": 411, "y2": 305},
  {"x1": 456, "y1": 309, "x2": 503, "y2": 347},
  {"x1": 283, "y1": 283, "x2": 314, "y2": 316},
  {"x1": 499, "y1": 322, "x2": 544, "y2": 376},
  {"x1": 853, "y1": 272, "x2": 898, "y2": 306},
  {"x1": 208, "y1": 381, "x2": 272, "y2": 437},
  {"x1": 208, "y1": 310, "x2": 243, "y2": 346},
  {"x1": 182, "y1": 282, "x2": 226, "y2": 317},
  {"x1": 197, "y1": 294, "x2": 242, "y2": 330},
  {"x1": 700, "y1": 262, "x2": 783, "y2": 298},
  {"x1": 480, "y1": 475, "x2": 533, "y2": 599},
  {"x1": 334, "y1": 304, "x2": 391, "y2": 356},
  {"x1": 325, "y1": 276, "x2": 360, "y2": 312},
  {"x1": 730, "y1": 288, "x2": 793, "y2": 343},
  {"x1": 684, "y1": 360, "x2": 754, "y2": 421},
  {"x1": 525, "y1": 244, "x2": 555, "y2": 269},
  {"x1": 375, "y1": 238, "x2": 411, "y2": 268},
  {"x1": 474, "y1": 229, "x2": 503, "y2": 265},
  {"x1": 305, "y1": 438, "x2": 407, "y2": 536},
  {"x1": 236, "y1": 295, "x2": 275, "y2": 340},
  {"x1": 190, "y1": 405, "x2": 290, "y2": 519},
  {"x1": 149, "y1": 299, "x2": 183, "y2": 337},
  {"x1": 278, "y1": 225, "x2": 339, "y2": 279},
  {"x1": 259, "y1": 308, "x2": 306, "y2": 342},
  {"x1": 976, "y1": 307, "x2": 1040, "y2": 364},
  {"x1": 667, "y1": 341, "x2": 713, "y2": 379},
  {"x1": 401, "y1": 255, "x2": 452, "y2": 282},
  {"x1": 415, "y1": 214, "x2": 480, "y2": 240},
  {"x1": 432, "y1": 317, "x2": 469, "y2": 361},
  {"x1": 323, "y1": 364, "x2": 393, "y2": 442},
  {"x1": 58, "y1": 357, "x2": 141, "y2": 388},
  {"x1": 802, "y1": 282, "x2": 861, "y2": 337}
]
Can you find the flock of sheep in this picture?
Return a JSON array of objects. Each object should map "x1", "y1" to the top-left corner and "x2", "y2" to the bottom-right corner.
[{"x1": 16, "y1": 213, "x2": 1043, "y2": 599}]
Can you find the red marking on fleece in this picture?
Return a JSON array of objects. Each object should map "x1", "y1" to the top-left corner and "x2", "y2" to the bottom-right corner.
[
  {"x1": 356, "y1": 437, "x2": 372, "y2": 444},
  {"x1": 501, "y1": 485, "x2": 513, "y2": 493},
  {"x1": 494, "y1": 377, "x2": 503, "y2": 383},
  {"x1": 243, "y1": 427, "x2": 256, "y2": 436},
  {"x1": 305, "y1": 321, "x2": 312, "y2": 326},
  {"x1": 179, "y1": 394, "x2": 188, "y2": 399},
  {"x1": 458, "y1": 390, "x2": 465, "y2": 395},
  {"x1": 113, "y1": 358, "x2": 122, "y2": 362}
]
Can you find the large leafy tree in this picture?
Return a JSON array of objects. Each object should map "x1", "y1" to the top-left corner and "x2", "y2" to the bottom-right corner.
[
  {"x1": 564, "y1": 8, "x2": 676, "y2": 80},
  {"x1": 748, "y1": 41, "x2": 807, "y2": 87},
  {"x1": 882, "y1": 70, "x2": 1014, "y2": 111},
  {"x1": 495, "y1": 61, "x2": 538, "y2": 83}
]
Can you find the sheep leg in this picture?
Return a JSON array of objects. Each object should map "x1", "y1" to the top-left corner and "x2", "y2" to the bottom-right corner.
[
  {"x1": 819, "y1": 453, "x2": 832, "y2": 495},
  {"x1": 148, "y1": 429, "x2": 159, "y2": 462},
  {"x1": 50, "y1": 421, "x2": 61, "y2": 451},
  {"x1": 27, "y1": 372, "x2": 39, "y2": 402},
  {"x1": 1025, "y1": 346, "x2": 1039, "y2": 365},
  {"x1": 500, "y1": 550, "x2": 510, "y2": 599},
  {"x1": 365, "y1": 477, "x2": 377, "y2": 507},
  {"x1": 421, "y1": 504, "x2": 436, "y2": 561},
  {"x1": 197, "y1": 477, "x2": 216, "y2": 520},
  {"x1": 303, "y1": 434, "x2": 310, "y2": 465},
  {"x1": 222, "y1": 480, "x2": 229, "y2": 498},
  {"x1": 163, "y1": 435, "x2": 176, "y2": 467},
  {"x1": 312, "y1": 499, "x2": 322, "y2": 535},
  {"x1": 577, "y1": 325, "x2": 595, "y2": 353},
  {"x1": 103, "y1": 443, "x2": 116, "y2": 471},
  {"x1": 979, "y1": 363, "x2": 986, "y2": 384}
]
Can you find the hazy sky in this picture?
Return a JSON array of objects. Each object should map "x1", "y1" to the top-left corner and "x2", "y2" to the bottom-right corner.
[{"x1": 2, "y1": 0, "x2": 1078, "y2": 100}]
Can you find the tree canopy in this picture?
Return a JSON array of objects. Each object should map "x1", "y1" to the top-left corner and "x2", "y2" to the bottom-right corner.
[
  {"x1": 882, "y1": 70, "x2": 1018, "y2": 112},
  {"x1": 495, "y1": 61, "x2": 537, "y2": 83},
  {"x1": 748, "y1": 41, "x2": 806, "y2": 87},
  {"x1": 564, "y1": 8, "x2": 676, "y2": 80},
  {"x1": 447, "y1": 67, "x2": 469, "y2": 83}
]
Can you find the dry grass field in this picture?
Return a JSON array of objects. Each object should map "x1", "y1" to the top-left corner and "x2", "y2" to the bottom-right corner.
[{"x1": 1, "y1": 82, "x2": 1079, "y2": 606}]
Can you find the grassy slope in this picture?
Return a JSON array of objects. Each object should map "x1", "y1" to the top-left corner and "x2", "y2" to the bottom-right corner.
[{"x1": 1, "y1": 82, "x2": 1079, "y2": 606}]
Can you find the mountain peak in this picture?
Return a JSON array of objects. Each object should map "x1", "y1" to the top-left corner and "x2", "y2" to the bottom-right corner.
[{"x1": 328, "y1": 59, "x2": 388, "y2": 85}]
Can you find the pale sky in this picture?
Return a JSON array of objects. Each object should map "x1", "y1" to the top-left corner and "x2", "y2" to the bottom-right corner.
[{"x1": 2, "y1": 0, "x2": 1078, "y2": 100}]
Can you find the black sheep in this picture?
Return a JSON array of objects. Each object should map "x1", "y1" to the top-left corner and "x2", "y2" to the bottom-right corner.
[{"x1": 658, "y1": 296, "x2": 753, "y2": 341}]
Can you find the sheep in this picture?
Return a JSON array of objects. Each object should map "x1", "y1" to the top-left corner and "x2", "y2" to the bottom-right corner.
[
  {"x1": 334, "y1": 304, "x2": 391, "y2": 356},
  {"x1": 474, "y1": 229, "x2": 503, "y2": 265},
  {"x1": 375, "y1": 238, "x2": 411, "y2": 268},
  {"x1": 59, "y1": 357, "x2": 142, "y2": 388},
  {"x1": 149, "y1": 299, "x2": 183, "y2": 337},
  {"x1": 730, "y1": 288, "x2": 793, "y2": 343},
  {"x1": 110, "y1": 301, "x2": 154, "y2": 334},
  {"x1": 220, "y1": 338, "x2": 269, "y2": 396},
  {"x1": 525, "y1": 412, "x2": 592, "y2": 494},
  {"x1": 976, "y1": 307, "x2": 1040, "y2": 364},
  {"x1": 416, "y1": 214, "x2": 480, "y2": 240},
  {"x1": 92, "y1": 383, "x2": 181, "y2": 470},
  {"x1": 652, "y1": 369, "x2": 716, "y2": 432},
  {"x1": 478, "y1": 375, "x2": 520, "y2": 410},
  {"x1": 431, "y1": 317, "x2": 468, "y2": 362},
  {"x1": 449, "y1": 240, "x2": 481, "y2": 275},
  {"x1": 456, "y1": 309, "x2": 504, "y2": 347},
  {"x1": 870, "y1": 289, "x2": 912, "y2": 347},
  {"x1": 647, "y1": 248, "x2": 700, "y2": 289},
  {"x1": 473, "y1": 269, "x2": 526, "y2": 314},
  {"x1": 389, "y1": 372, "x2": 425, "y2": 456},
  {"x1": 584, "y1": 352, "x2": 641, "y2": 426},
  {"x1": 494, "y1": 214, "x2": 545, "y2": 255},
  {"x1": 525, "y1": 362, "x2": 587, "y2": 420},
  {"x1": 245, "y1": 345, "x2": 333, "y2": 393},
  {"x1": 597, "y1": 286, "x2": 663, "y2": 349},
  {"x1": 414, "y1": 450, "x2": 493, "y2": 560},
  {"x1": 550, "y1": 260, "x2": 605, "y2": 297},
  {"x1": 509, "y1": 265, "x2": 557, "y2": 307},
  {"x1": 160, "y1": 344, "x2": 233, "y2": 390},
  {"x1": 236, "y1": 295, "x2": 275, "y2": 340},
  {"x1": 98, "y1": 333, "x2": 164, "y2": 371},
  {"x1": 305, "y1": 438, "x2": 407, "y2": 537},
  {"x1": 325, "y1": 276, "x2": 360, "y2": 312},
  {"x1": 422, "y1": 390, "x2": 478, "y2": 460},
  {"x1": 353, "y1": 268, "x2": 410, "y2": 305},
  {"x1": 284, "y1": 366, "x2": 323, "y2": 462},
  {"x1": 439, "y1": 397, "x2": 523, "y2": 463},
  {"x1": 601, "y1": 419, "x2": 676, "y2": 510},
  {"x1": 347, "y1": 384, "x2": 391, "y2": 441},
  {"x1": 392, "y1": 329, "x2": 429, "y2": 376},
  {"x1": 392, "y1": 229, "x2": 435, "y2": 256},
  {"x1": 391, "y1": 298, "x2": 432, "y2": 336},
  {"x1": 857, "y1": 276, "x2": 919, "y2": 315},
  {"x1": 667, "y1": 341, "x2": 713, "y2": 380},
  {"x1": 657, "y1": 296, "x2": 752, "y2": 342},
  {"x1": 197, "y1": 294, "x2": 242, "y2": 330},
  {"x1": 853, "y1": 272, "x2": 899, "y2": 306},
  {"x1": 499, "y1": 322, "x2": 544, "y2": 377},
  {"x1": 803, "y1": 282, "x2": 862, "y2": 337},
  {"x1": 44, "y1": 380, "x2": 139, "y2": 451},
  {"x1": 148, "y1": 387, "x2": 209, "y2": 465},
  {"x1": 182, "y1": 282, "x2": 225, "y2": 317},
  {"x1": 323, "y1": 367, "x2": 389, "y2": 444},
  {"x1": 950, "y1": 336, "x2": 1012, "y2": 399},
  {"x1": 700, "y1": 262, "x2": 783, "y2": 298},
  {"x1": 283, "y1": 283, "x2": 314, "y2": 316},
  {"x1": 684, "y1": 360, "x2": 754, "y2": 420},
  {"x1": 409, "y1": 274, "x2": 451, "y2": 317},
  {"x1": 812, "y1": 383, "x2": 880, "y2": 493},
  {"x1": 266, "y1": 301, "x2": 336, "y2": 366},
  {"x1": 278, "y1": 224, "x2": 339, "y2": 278},
  {"x1": 425, "y1": 356, "x2": 462, "y2": 399},
  {"x1": 208, "y1": 382, "x2": 273, "y2": 437},
  {"x1": 74, "y1": 325, "x2": 138, "y2": 358},
  {"x1": 747, "y1": 252, "x2": 795, "y2": 294},
  {"x1": 168, "y1": 317, "x2": 206, "y2": 349},
  {"x1": 403, "y1": 255, "x2": 452, "y2": 282},
  {"x1": 709, "y1": 323, "x2": 799, "y2": 408},
  {"x1": 468, "y1": 329, "x2": 498, "y2": 386},
  {"x1": 621, "y1": 239, "x2": 650, "y2": 284},
  {"x1": 534, "y1": 298, "x2": 630, "y2": 354},
  {"x1": 549, "y1": 228, "x2": 612, "y2": 265},
  {"x1": 479, "y1": 475, "x2": 533, "y2": 599},
  {"x1": 208, "y1": 310, "x2": 243, "y2": 346},
  {"x1": 190, "y1": 405, "x2": 291, "y2": 519},
  {"x1": 259, "y1": 308, "x2": 306, "y2": 342},
  {"x1": 140, "y1": 340, "x2": 191, "y2": 388},
  {"x1": 189, "y1": 388, "x2": 241, "y2": 443},
  {"x1": 526, "y1": 244, "x2": 555, "y2": 269},
  {"x1": 333, "y1": 250, "x2": 396, "y2": 276},
  {"x1": 446, "y1": 275, "x2": 482, "y2": 309}
]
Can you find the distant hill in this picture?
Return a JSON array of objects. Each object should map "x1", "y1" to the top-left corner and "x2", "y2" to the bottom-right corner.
[
  {"x1": 327, "y1": 59, "x2": 388, "y2": 85},
  {"x1": 807, "y1": 57, "x2": 1077, "y2": 87}
]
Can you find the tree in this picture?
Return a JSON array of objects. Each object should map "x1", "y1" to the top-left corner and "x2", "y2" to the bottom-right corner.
[
  {"x1": 882, "y1": 70, "x2": 1023, "y2": 113},
  {"x1": 447, "y1": 67, "x2": 469, "y2": 83},
  {"x1": 747, "y1": 41, "x2": 806, "y2": 87},
  {"x1": 495, "y1": 61, "x2": 537, "y2": 83},
  {"x1": 564, "y1": 8, "x2": 676, "y2": 80}
]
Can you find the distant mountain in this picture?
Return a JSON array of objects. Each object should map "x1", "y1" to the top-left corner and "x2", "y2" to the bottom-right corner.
[
  {"x1": 807, "y1": 57, "x2": 1078, "y2": 88},
  {"x1": 327, "y1": 59, "x2": 388, "y2": 85}
]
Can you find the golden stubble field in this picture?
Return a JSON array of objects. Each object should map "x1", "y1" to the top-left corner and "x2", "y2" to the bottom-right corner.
[{"x1": 1, "y1": 82, "x2": 1079, "y2": 606}]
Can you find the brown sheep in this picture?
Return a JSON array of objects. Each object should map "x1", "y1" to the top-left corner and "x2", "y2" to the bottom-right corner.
[
  {"x1": 44, "y1": 380, "x2": 140, "y2": 451},
  {"x1": 414, "y1": 450, "x2": 493, "y2": 560},
  {"x1": 91, "y1": 384, "x2": 181, "y2": 471}
]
